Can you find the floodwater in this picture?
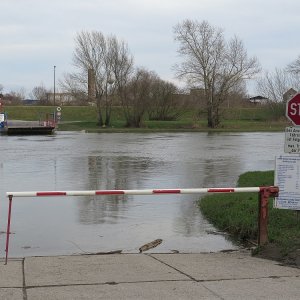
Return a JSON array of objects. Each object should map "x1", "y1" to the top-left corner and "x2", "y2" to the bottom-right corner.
[{"x1": 0, "y1": 131, "x2": 284, "y2": 257}]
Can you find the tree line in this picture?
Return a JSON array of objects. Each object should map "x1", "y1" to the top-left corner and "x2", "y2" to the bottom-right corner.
[{"x1": 2, "y1": 20, "x2": 300, "y2": 128}]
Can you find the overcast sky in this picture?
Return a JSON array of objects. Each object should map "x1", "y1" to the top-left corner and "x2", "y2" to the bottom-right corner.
[{"x1": 1, "y1": 0, "x2": 299, "y2": 96}]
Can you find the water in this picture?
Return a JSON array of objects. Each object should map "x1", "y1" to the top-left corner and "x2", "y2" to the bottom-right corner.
[{"x1": 0, "y1": 131, "x2": 284, "y2": 257}]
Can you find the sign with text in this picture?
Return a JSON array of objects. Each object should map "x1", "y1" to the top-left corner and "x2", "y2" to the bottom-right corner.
[
  {"x1": 0, "y1": 113, "x2": 5, "y2": 128},
  {"x1": 286, "y1": 93, "x2": 300, "y2": 125},
  {"x1": 285, "y1": 127, "x2": 300, "y2": 153},
  {"x1": 275, "y1": 155, "x2": 300, "y2": 210}
]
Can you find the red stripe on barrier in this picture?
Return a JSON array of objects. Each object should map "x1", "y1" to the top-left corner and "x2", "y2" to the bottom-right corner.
[
  {"x1": 207, "y1": 188, "x2": 235, "y2": 193},
  {"x1": 95, "y1": 190, "x2": 125, "y2": 195},
  {"x1": 153, "y1": 189, "x2": 181, "y2": 194},
  {"x1": 36, "y1": 192, "x2": 67, "y2": 196}
]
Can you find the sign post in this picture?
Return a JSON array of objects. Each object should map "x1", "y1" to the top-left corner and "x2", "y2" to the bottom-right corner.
[
  {"x1": 56, "y1": 106, "x2": 62, "y2": 122},
  {"x1": 275, "y1": 92, "x2": 300, "y2": 209}
]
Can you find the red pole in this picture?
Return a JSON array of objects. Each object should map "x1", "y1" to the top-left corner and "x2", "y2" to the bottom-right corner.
[
  {"x1": 5, "y1": 195, "x2": 13, "y2": 265},
  {"x1": 258, "y1": 187, "x2": 279, "y2": 246}
]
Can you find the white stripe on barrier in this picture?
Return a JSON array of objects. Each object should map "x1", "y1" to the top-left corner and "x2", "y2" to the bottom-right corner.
[{"x1": 6, "y1": 187, "x2": 262, "y2": 198}]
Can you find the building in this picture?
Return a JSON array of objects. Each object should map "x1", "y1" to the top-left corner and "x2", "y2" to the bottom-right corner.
[
  {"x1": 46, "y1": 93, "x2": 78, "y2": 105},
  {"x1": 283, "y1": 88, "x2": 297, "y2": 102},
  {"x1": 248, "y1": 95, "x2": 268, "y2": 105}
]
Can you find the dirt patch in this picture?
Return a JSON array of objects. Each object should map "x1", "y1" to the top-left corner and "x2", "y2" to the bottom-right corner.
[{"x1": 254, "y1": 243, "x2": 300, "y2": 268}]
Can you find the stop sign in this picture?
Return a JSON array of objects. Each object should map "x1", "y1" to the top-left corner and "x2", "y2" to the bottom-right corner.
[{"x1": 286, "y1": 93, "x2": 300, "y2": 125}]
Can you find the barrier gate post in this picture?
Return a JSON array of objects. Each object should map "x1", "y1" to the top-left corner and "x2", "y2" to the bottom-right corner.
[
  {"x1": 5, "y1": 195, "x2": 13, "y2": 265},
  {"x1": 258, "y1": 186, "x2": 279, "y2": 246}
]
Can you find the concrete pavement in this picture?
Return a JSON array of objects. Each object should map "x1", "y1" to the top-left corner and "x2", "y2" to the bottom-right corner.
[{"x1": 0, "y1": 250, "x2": 299, "y2": 299}]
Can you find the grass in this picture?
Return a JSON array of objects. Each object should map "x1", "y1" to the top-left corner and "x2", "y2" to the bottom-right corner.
[
  {"x1": 4, "y1": 106, "x2": 59, "y2": 121},
  {"x1": 2, "y1": 105, "x2": 290, "y2": 132},
  {"x1": 199, "y1": 171, "x2": 300, "y2": 258}
]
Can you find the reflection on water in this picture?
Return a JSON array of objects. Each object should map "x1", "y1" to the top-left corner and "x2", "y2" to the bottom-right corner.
[
  {"x1": 78, "y1": 156, "x2": 160, "y2": 225},
  {"x1": 0, "y1": 132, "x2": 284, "y2": 257}
]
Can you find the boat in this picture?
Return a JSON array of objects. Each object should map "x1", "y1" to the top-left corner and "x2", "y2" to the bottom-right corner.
[{"x1": 0, "y1": 112, "x2": 56, "y2": 135}]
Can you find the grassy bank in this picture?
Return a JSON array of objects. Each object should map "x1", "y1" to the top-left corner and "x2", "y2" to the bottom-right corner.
[
  {"x1": 199, "y1": 171, "x2": 300, "y2": 265},
  {"x1": 2, "y1": 105, "x2": 289, "y2": 132}
]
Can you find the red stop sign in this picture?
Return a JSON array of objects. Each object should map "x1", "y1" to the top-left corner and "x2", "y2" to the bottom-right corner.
[{"x1": 286, "y1": 93, "x2": 300, "y2": 125}]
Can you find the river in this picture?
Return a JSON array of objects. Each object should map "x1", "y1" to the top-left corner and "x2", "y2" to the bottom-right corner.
[{"x1": 0, "y1": 131, "x2": 284, "y2": 257}]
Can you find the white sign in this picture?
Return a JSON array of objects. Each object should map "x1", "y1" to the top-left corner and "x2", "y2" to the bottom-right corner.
[
  {"x1": 0, "y1": 113, "x2": 4, "y2": 122},
  {"x1": 285, "y1": 127, "x2": 300, "y2": 153},
  {"x1": 274, "y1": 155, "x2": 300, "y2": 210}
]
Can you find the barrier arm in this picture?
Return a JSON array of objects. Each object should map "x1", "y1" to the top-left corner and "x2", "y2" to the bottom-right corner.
[{"x1": 4, "y1": 186, "x2": 279, "y2": 265}]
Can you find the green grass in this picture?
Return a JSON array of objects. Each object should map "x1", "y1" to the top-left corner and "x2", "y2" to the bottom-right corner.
[
  {"x1": 2, "y1": 105, "x2": 290, "y2": 132},
  {"x1": 4, "y1": 106, "x2": 59, "y2": 121},
  {"x1": 199, "y1": 171, "x2": 300, "y2": 257}
]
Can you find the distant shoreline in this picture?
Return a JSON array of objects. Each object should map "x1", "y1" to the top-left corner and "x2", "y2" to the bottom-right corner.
[{"x1": 2, "y1": 105, "x2": 290, "y2": 133}]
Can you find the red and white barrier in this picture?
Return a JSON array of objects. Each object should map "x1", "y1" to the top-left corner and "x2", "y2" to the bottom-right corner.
[
  {"x1": 4, "y1": 186, "x2": 279, "y2": 265},
  {"x1": 6, "y1": 187, "x2": 262, "y2": 198}
]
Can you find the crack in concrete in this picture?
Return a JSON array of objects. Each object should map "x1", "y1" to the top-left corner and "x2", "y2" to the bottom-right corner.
[
  {"x1": 24, "y1": 279, "x2": 192, "y2": 289},
  {"x1": 147, "y1": 254, "x2": 198, "y2": 281},
  {"x1": 22, "y1": 258, "x2": 27, "y2": 300},
  {"x1": 147, "y1": 254, "x2": 225, "y2": 299}
]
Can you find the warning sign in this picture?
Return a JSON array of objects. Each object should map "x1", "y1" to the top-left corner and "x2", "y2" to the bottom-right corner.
[
  {"x1": 274, "y1": 155, "x2": 300, "y2": 210},
  {"x1": 285, "y1": 127, "x2": 300, "y2": 153}
]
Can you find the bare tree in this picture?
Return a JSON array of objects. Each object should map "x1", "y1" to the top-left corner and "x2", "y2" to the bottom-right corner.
[
  {"x1": 121, "y1": 68, "x2": 155, "y2": 127},
  {"x1": 105, "y1": 37, "x2": 134, "y2": 126},
  {"x1": 147, "y1": 78, "x2": 185, "y2": 121},
  {"x1": 173, "y1": 20, "x2": 260, "y2": 128},
  {"x1": 30, "y1": 84, "x2": 51, "y2": 105},
  {"x1": 256, "y1": 68, "x2": 300, "y2": 120},
  {"x1": 59, "y1": 72, "x2": 88, "y2": 105},
  {"x1": 287, "y1": 55, "x2": 300, "y2": 75},
  {"x1": 4, "y1": 89, "x2": 25, "y2": 105},
  {"x1": 67, "y1": 31, "x2": 133, "y2": 126},
  {"x1": 256, "y1": 68, "x2": 299, "y2": 102},
  {"x1": 286, "y1": 55, "x2": 300, "y2": 92}
]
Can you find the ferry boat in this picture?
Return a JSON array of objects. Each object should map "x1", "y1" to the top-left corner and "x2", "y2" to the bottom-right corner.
[{"x1": 0, "y1": 112, "x2": 56, "y2": 135}]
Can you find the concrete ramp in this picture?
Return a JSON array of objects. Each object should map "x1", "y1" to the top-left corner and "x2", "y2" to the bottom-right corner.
[{"x1": 1, "y1": 251, "x2": 299, "y2": 299}]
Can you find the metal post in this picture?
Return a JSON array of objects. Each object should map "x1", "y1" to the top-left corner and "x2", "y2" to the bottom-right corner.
[
  {"x1": 53, "y1": 65, "x2": 56, "y2": 106},
  {"x1": 5, "y1": 195, "x2": 13, "y2": 265},
  {"x1": 258, "y1": 187, "x2": 279, "y2": 246},
  {"x1": 53, "y1": 66, "x2": 57, "y2": 124}
]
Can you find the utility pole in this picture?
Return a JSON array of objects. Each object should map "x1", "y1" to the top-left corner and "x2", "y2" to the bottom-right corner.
[{"x1": 53, "y1": 65, "x2": 56, "y2": 106}]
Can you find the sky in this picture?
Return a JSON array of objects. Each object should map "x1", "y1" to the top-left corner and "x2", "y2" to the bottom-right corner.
[{"x1": 0, "y1": 0, "x2": 299, "y2": 97}]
